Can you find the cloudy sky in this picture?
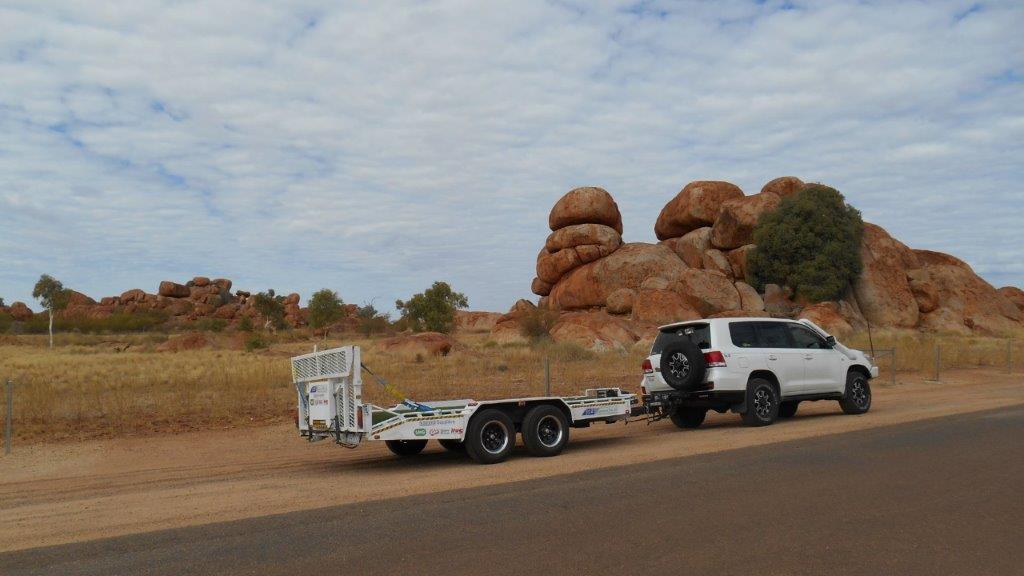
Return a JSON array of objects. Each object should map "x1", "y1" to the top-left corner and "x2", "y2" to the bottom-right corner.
[{"x1": 1, "y1": 0, "x2": 1022, "y2": 313}]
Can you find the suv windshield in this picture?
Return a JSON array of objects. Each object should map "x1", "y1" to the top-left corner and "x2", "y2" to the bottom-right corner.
[{"x1": 652, "y1": 323, "x2": 711, "y2": 353}]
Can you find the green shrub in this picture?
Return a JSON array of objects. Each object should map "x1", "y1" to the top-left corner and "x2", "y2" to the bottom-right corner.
[
  {"x1": 748, "y1": 184, "x2": 864, "y2": 302},
  {"x1": 58, "y1": 311, "x2": 170, "y2": 334},
  {"x1": 245, "y1": 332, "x2": 267, "y2": 352},
  {"x1": 307, "y1": 289, "x2": 345, "y2": 332},
  {"x1": 195, "y1": 318, "x2": 228, "y2": 333},
  {"x1": 251, "y1": 290, "x2": 286, "y2": 330},
  {"x1": 519, "y1": 306, "x2": 558, "y2": 343},
  {"x1": 395, "y1": 281, "x2": 468, "y2": 333},
  {"x1": 237, "y1": 316, "x2": 254, "y2": 332}
]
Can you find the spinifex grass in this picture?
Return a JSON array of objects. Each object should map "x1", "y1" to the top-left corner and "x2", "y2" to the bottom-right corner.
[{"x1": 0, "y1": 328, "x2": 1019, "y2": 444}]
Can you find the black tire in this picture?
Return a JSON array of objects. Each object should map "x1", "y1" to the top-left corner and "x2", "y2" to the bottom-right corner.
[
  {"x1": 741, "y1": 378, "x2": 779, "y2": 427},
  {"x1": 438, "y1": 439, "x2": 465, "y2": 452},
  {"x1": 522, "y1": 405, "x2": 570, "y2": 457},
  {"x1": 659, "y1": 338, "x2": 707, "y2": 391},
  {"x1": 465, "y1": 409, "x2": 516, "y2": 464},
  {"x1": 385, "y1": 439, "x2": 427, "y2": 457},
  {"x1": 669, "y1": 407, "x2": 707, "y2": 429},
  {"x1": 840, "y1": 371, "x2": 872, "y2": 414},
  {"x1": 778, "y1": 401, "x2": 799, "y2": 419}
]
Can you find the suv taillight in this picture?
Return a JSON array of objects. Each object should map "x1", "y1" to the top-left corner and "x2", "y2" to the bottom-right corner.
[
  {"x1": 704, "y1": 351, "x2": 727, "y2": 368},
  {"x1": 642, "y1": 358, "x2": 654, "y2": 374}
]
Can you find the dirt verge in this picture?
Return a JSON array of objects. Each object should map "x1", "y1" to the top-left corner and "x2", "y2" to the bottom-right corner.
[{"x1": 1, "y1": 368, "x2": 1021, "y2": 552}]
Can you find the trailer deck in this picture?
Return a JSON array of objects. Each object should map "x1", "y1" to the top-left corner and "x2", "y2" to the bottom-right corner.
[{"x1": 293, "y1": 345, "x2": 636, "y2": 463}]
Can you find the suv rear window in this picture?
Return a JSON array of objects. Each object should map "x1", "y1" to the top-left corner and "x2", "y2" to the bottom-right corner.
[
  {"x1": 651, "y1": 323, "x2": 711, "y2": 353},
  {"x1": 729, "y1": 321, "x2": 800, "y2": 348},
  {"x1": 757, "y1": 322, "x2": 791, "y2": 348},
  {"x1": 729, "y1": 322, "x2": 758, "y2": 348}
]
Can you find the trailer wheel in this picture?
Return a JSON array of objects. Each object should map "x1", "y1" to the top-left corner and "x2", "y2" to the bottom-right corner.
[
  {"x1": 522, "y1": 405, "x2": 570, "y2": 457},
  {"x1": 438, "y1": 439, "x2": 466, "y2": 452},
  {"x1": 385, "y1": 439, "x2": 427, "y2": 457},
  {"x1": 465, "y1": 409, "x2": 516, "y2": 464}
]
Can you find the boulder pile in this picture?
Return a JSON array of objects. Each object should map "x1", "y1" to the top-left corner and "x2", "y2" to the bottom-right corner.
[
  {"x1": 0, "y1": 277, "x2": 312, "y2": 329},
  {"x1": 493, "y1": 176, "x2": 1024, "y2": 349},
  {"x1": 532, "y1": 187, "x2": 624, "y2": 297}
]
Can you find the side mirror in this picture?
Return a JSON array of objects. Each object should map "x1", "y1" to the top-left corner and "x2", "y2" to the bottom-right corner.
[{"x1": 825, "y1": 336, "x2": 837, "y2": 347}]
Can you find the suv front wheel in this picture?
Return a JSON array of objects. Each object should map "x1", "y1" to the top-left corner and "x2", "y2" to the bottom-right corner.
[
  {"x1": 742, "y1": 378, "x2": 779, "y2": 427},
  {"x1": 840, "y1": 371, "x2": 872, "y2": 415}
]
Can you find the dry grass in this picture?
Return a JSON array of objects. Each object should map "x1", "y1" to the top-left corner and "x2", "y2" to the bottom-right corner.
[
  {"x1": 0, "y1": 331, "x2": 643, "y2": 443},
  {"x1": 0, "y1": 328, "x2": 1020, "y2": 444}
]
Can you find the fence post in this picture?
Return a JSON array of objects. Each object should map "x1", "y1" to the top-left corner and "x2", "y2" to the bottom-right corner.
[
  {"x1": 1009, "y1": 339, "x2": 1013, "y2": 374},
  {"x1": 544, "y1": 356, "x2": 551, "y2": 396},
  {"x1": 4, "y1": 379, "x2": 11, "y2": 456},
  {"x1": 933, "y1": 344, "x2": 941, "y2": 382}
]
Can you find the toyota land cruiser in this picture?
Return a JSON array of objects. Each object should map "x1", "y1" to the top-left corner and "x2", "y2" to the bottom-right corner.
[{"x1": 641, "y1": 318, "x2": 878, "y2": 427}]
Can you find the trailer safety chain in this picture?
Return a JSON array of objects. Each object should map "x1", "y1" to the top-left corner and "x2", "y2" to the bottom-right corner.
[{"x1": 360, "y1": 363, "x2": 434, "y2": 412}]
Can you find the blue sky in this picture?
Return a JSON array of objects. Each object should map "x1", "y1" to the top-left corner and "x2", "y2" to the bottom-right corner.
[{"x1": 1, "y1": 0, "x2": 1022, "y2": 313}]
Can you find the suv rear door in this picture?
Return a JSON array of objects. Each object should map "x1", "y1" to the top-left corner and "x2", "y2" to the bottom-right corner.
[
  {"x1": 787, "y1": 323, "x2": 845, "y2": 393},
  {"x1": 752, "y1": 321, "x2": 805, "y2": 395}
]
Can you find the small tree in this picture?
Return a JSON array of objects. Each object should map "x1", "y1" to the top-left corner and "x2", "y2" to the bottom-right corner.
[
  {"x1": 519, "y1": 305, "x2": 559, "y2": 343},
  {"x1": 251, "y1": 289, "x2": 286, "y2": 331},
  {"x1": 357, "y1": 302, "x2": 390, "y2": 337},
  {"x1": 0, "y1": 297, "x2": 5, "y2": 308},
  {"x1": 395, "y1": 281, "x2": 468, "y2": 334},
  {"x1": 32, "y1": 274, "x2": 70, "y2": 348},
  {"x1": 748, "y1": 184, "x2": 864, "y2": 302},
  {"x1": 307, "y1": 289, "x2": 345, "y2": 338}
]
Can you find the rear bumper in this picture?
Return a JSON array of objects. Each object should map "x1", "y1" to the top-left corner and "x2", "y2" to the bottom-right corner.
[
  {"x1": 643, "y1": 389, "x2": 744, "y2": 411},
  {"x1": 870, "y1": 365, "x2": 880, "y2": 378}
]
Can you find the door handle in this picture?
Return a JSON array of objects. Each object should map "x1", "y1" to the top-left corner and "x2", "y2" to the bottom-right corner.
[
  {"x1": 804, "y1": 355, "x2": 813, "y2": 360},
  {"x1": 768, "y1": 354, "x2": 778, "y2": 361}
]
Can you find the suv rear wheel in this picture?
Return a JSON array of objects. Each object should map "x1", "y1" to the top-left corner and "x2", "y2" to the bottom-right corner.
[
  {"x1": 742, "y1": 378, "x2": 779, "y2": 427},
  {"x1": 669, "y1": 407, "x2": 707, "y2": 429}
]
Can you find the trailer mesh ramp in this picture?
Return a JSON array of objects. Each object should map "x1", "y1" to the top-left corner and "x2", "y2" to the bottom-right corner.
[{"x1": 292, "y1": 348, "x2": 351, "y2": 383}]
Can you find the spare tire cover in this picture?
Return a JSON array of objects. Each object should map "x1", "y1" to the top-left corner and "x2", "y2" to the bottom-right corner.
[{"x1": 659, "y1": 338, "x2": 708, "y2": 391}]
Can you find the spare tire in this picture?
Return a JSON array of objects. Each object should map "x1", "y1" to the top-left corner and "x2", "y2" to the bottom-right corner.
[{"x1": 659, "y1": 338, "x2": 707, "y2": 391}]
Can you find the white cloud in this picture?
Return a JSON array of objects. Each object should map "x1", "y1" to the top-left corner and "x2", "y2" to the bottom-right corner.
[{"x1": 1, "y1": 0, "x2": 1022, "y2": 312}]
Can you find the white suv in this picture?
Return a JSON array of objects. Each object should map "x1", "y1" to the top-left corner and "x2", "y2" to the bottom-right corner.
[{"x1": 640, "y1": 318, "x2": 879, "y2": 428}]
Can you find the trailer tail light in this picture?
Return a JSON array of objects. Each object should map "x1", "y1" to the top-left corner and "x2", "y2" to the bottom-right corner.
[
  {"x1": 642, "y1": 358, "x2": 654, "y2": 374},
  {"x1": 357, "y1": 407, "x2": 364, "y2": 429},
  {"x1": 704, "y1": 351, "x2": 727, "y2": 368}
]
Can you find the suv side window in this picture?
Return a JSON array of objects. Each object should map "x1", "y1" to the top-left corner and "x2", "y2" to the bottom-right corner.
[
  {"x1": 788, "y1": 324, "x2": 829, "y2": 349},
  {"x1": 756, "y1": 322, "x2": 792, "y2": 348},
  {"x1": 729, "y1": 322, "x2": 759, "y2": 348}
]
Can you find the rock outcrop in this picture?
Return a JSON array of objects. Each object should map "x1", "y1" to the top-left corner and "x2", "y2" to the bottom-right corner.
[
  {"x1": 710, "y1": 191, "x2": 781, "y2": 249},
  {"x1": 533, "y1": 188, "x2": 624, "y2": 296},
  {"x1": 655, "y1": 181, "x2": 744, "y2": 240},
  {"x1": 456, "y1": 311, "x2": 502, "y2": 333},
  {"x1": 377, "y1": 332, "x2": 454, "y2": 358},
  {"x1": 546, "y1": 243, "x2": 688, "y2": 310},
  {"x1": 499, "y1": 175, "x2": 1024, "y2": 348},
  {"x1": 8, "y1": 302, "x2": 33, "y2": 321},
  {"x1": 549, "y1": 311, "x2": 641, "y2": 352},
  {"x1": 852, "y1": 223, "x2": 920, "y2": 328}
]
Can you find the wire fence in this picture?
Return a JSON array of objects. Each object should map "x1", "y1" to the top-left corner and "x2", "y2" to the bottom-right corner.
[{"x1": 1, "y1": 337, "x2": 1020, "y2": 453}]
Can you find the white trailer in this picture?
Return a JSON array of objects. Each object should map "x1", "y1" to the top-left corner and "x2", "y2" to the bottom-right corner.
[{"x1": 293, "y1": 345, "x2": 636, "y2": 464}]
